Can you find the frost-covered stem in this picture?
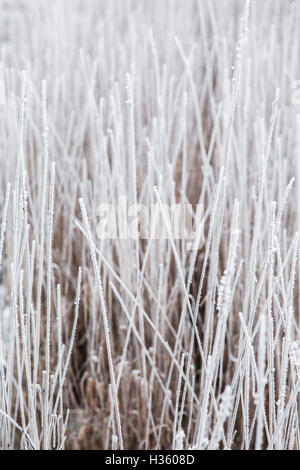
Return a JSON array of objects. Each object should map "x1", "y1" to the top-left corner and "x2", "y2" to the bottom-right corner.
[{"x1": 79, "y1": 199, "x2": 123, "y2": 449}]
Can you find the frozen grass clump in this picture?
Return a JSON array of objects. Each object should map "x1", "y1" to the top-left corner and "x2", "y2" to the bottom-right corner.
[{"x1": 0, "y1": 0, "x2": 300, "y2": 450}]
